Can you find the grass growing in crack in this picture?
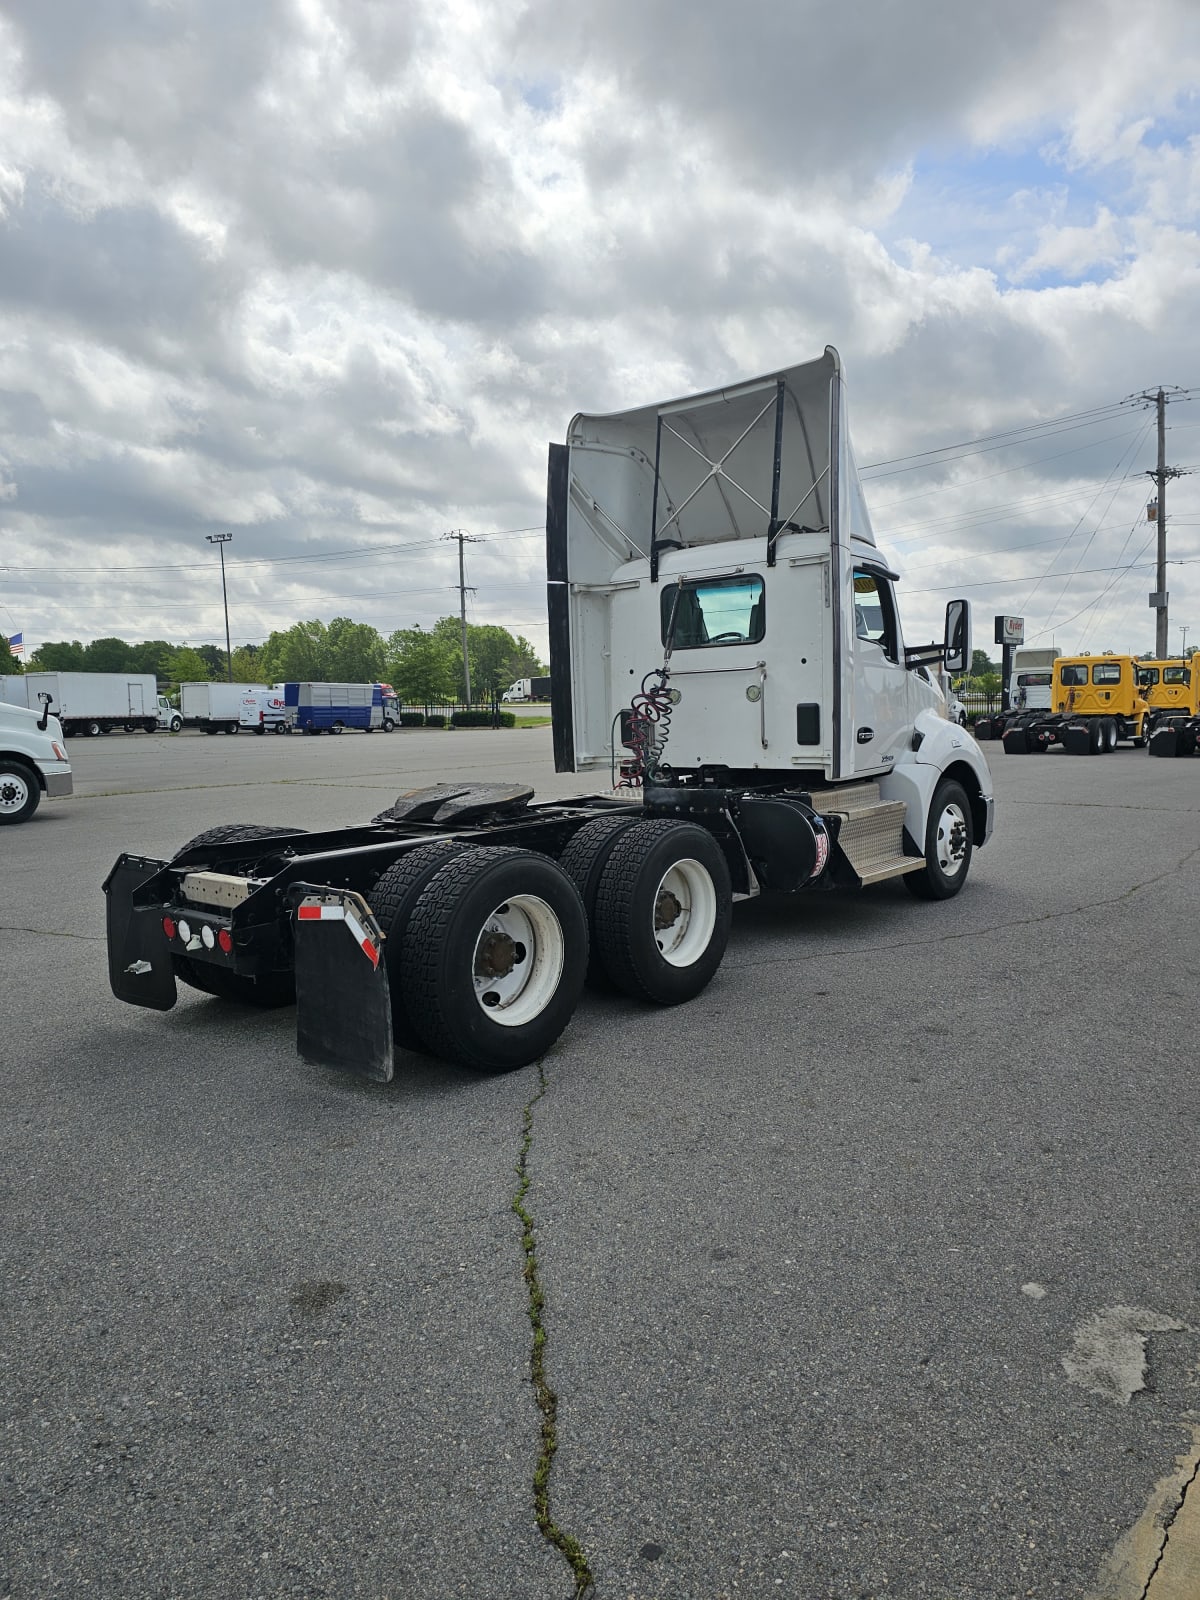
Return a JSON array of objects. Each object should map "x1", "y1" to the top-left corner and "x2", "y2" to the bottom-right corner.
[{"x1": 512, "y1": 1061, "x2": 594, "y2": 1598}]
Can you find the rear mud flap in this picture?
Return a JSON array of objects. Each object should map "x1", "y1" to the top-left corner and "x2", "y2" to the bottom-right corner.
[
  {"x1": 291, "y1": 887, "x2": 394, "y2": 1083},
  {"x1": 103, "y1": 853, "x2": 177, "y2": 1010}
]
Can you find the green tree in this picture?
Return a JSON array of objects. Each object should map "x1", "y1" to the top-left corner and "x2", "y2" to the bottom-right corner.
[
  {"x1": 500, "y1": 635, "x2": 545, "y2": 684},
  {"x1": 0, "y1": 642, "x2": 21, "y2": 675},
  {"x1": 257, "y1": 620, "x2": 329, "y2": 684},
  {"x1": 229, "y1": 644, "x2": 264, "y2": 682},
  {"x1": 386, "y1": 626, "x2": 457, "y2": 703},
  {"x1": 196, "y1": 644, "x2": 226, "y2": 678},
  {"x1": 128, "y1": 640, "x2": 177, "y2": 686},
  {"x1": 168, "y1": 647, "x2": 211, "y2": 684},
  {"x1": 325, "y1": 617, "x2": 386, "y2": 683},
  {"x1": 84, "y1": 636, "x2": 134, "y2": 672},
  {"x1": 971, "y1": 649, "x2": 995, "y2": 677},
  {"x1": 28, "y1": 640, "x2": 88, "y2": 671}
]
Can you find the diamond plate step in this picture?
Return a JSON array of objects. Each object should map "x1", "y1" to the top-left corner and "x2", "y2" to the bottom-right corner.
[{"x1": 818, "y1": 791, "x2": 924, "y2": 885}]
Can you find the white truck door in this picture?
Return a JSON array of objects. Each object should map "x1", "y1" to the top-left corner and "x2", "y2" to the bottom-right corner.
[
  {"x1": 128, "y1": 682, "x2": 144, "y2": 716},
  {"x1": 850, "y1": 567, "x2": 911, "y2": 776}
]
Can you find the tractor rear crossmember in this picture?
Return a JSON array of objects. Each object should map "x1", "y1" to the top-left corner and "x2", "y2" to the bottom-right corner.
[{"x1": 103, "y1": 776, "x2": 965, "y2": 1082}]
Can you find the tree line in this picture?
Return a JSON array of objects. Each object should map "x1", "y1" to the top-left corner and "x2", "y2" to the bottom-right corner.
[{"x1": 11, "y1": 617, "x2": 547, "y2": 702}]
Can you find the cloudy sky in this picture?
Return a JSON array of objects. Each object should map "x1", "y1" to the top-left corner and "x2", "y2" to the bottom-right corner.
[{"x1": 2, "y1": 0, "x2": 1199, "y2": 664}]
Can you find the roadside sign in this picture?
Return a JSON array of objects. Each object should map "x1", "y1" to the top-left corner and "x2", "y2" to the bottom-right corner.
[{"x1": 995, "y1": 615, "x2": 1025, "y2": 646}]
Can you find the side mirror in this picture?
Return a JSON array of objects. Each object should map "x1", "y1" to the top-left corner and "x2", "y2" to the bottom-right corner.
[
  {"x1": 944, "y1": 599, "x2": 969, "y2": 676},
  {"x1": 37, "y1": 691, "x2": 53, "y2": 732}
]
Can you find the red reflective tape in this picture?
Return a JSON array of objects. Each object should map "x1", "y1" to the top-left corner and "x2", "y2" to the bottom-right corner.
[
  {"x1": 297, "y1": 905, "x2": 322, "y2": 920},
  {"x1": 360, "y1": 939, "x2": 379, "y2": 968}
]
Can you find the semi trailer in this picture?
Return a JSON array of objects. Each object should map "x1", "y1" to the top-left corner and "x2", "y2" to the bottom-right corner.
[{"x1": 104, "y1": 347, "x2": 995, "y2": 1082}]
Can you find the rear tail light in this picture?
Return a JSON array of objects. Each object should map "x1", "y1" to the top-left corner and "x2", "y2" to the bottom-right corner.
[
  {"x1": 162, "y1": 916, "x2": 177, "y2": 940},
  {"x1": 217, "y1": 929, "x2": 233, "y2": 954},
  {"x1": 177, "y1": 919, "x2": 192, "y2": 944}
]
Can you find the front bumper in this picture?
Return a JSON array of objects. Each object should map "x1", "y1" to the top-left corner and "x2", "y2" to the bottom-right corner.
[{"x1": 44, "y1": 767, "x2": 73, "y2": 798}]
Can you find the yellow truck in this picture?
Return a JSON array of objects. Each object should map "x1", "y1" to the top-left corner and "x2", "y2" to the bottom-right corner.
[
  {"x1": 1137, "y1": 659, "x2": 1198, "y2": 721},
  {"x1": 1000, "y1": 652, "x2": 1153, "y2": 755},
  {"x1": 1138, "y1": 658, "x2": 1200, "y2": 757}
]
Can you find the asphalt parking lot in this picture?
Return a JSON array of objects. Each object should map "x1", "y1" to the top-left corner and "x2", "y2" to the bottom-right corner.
[{"x1": 3, "y1": 726, "x2": 1199, "y2": 1599}]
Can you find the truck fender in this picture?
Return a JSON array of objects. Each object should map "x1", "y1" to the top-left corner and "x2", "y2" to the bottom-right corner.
[{"x1": 881, "y1": 711, "x2": 994, "y2": 850}]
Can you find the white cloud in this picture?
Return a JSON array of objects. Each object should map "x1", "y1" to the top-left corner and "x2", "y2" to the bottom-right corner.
[{"x1": 0, "y1": 0, "x2": 1198, "y2": 661}]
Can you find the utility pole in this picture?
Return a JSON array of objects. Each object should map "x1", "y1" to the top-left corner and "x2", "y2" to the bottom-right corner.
[
  {"x1": 444, "y1": 529, "x2": 479, "y2": 704},
  {"x1": 1130, "y1": 388, "x2": 1186, "y2": 659},
  {"x1": 205, "y1": 532, "x2": 234, "y2": 681}
]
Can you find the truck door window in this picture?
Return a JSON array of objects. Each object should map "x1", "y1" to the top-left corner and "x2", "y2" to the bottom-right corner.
[
  {"x1": 1164, "y1": 666, "x2": 1188, "y2": 685},
  {"x1": 1092, "y1": 663, "x2": 1121, "y2": 685},
  {"x1": 1059, "y1": 665, "x2": 1088, "y2": 686},
  {"x1": 853, "y1": 569, "x2": 898, "y2": 662},
  {"x1": 660, "y1": 575, "x2": 765, "y2": 649},
  {"x1": 1139, "y1": 668, "x2": 1159, "y2": 688}
]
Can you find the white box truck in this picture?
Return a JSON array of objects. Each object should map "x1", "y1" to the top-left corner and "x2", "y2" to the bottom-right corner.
[
  {"x1": 179, "y1": 682, "x2": 269, "y2": 734},
  {"x1": 104, "y1": 346, "x2": 994, "y2": 1084},
  {"x1": 20, "y1": 672, "x2": 161, "y2": 736}
]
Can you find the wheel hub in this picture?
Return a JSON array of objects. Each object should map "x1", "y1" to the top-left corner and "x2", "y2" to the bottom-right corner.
[
  {"x1": 475, "y1": 928, "x2": 520, "y2": 981},
  {"x1": 654, "y1": 888, "x2": 683, "y2": 931}
]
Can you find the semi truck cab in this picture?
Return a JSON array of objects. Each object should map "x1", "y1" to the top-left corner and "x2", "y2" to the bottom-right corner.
[{"x1": 0, "y1": 697, "x2": 73, "y2": 824}]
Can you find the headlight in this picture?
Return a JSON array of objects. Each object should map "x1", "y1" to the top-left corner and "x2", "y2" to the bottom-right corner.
[{"x1": 52, "y1": 742, "x2": 67, "y2": 760}]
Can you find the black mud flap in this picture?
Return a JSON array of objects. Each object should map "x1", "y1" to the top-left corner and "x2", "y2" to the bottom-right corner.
[
  {"x1": 291, "y1": 886, "x2": 394, "y2": 1083},
  {"x1": 1149, "y1": 726, "x2": 1180, "y2": 758},
  {"x1": 103, "y1": 853, "x2": 177, "y2": 1010}
]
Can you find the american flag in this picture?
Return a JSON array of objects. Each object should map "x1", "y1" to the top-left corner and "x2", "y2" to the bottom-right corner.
[{"x1": 8, "y1": 633, "x2": 23, "y2": 658}]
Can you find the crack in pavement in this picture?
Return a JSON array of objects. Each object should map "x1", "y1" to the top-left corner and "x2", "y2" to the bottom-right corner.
[
  {"x1": 724, "y1": 840, "x2": 1200, "y2": 975},
  {"x1": 512, "y1": 1061, "x2": 593, "y2": 1597},
  {"x1": 1140, "y1": 1448, "x2": 1200, "y2": 1598},
  {"x1": 0, "y1": 922, "x2": 104, "y2": 943}
]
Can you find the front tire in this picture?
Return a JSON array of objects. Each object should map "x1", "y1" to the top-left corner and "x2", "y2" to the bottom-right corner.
[
  {"x1": 591, "y1": 820, "x2": 733, "y2": 1004},
  {"x1": 904, "y1": 780, "x2": 973, "y2": 901},
  {"x1": 400, "y1": 848, "x2": 587, "y2": 1073},
  {"x1": 0, "y1": 760, "x2": 40, "y2": 824}
]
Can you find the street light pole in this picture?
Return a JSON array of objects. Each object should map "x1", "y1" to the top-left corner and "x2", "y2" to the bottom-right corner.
[{"x1": 205, "y1": 532, "x2": 233, "y2": 681}]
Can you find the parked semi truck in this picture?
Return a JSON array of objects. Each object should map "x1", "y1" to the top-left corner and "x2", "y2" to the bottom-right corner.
[
  {"x1": 104, "y1": 347, "x2": 994, "y2": 1082},
  {"x1": 0, "y1": 694, "x2": 73, "y2": 823},
  {"x1": 180, "y1": 682, "x2": 269, "y2": 734},
  {"x1": 502, "y1": 676, "x2": 552, "y2": 703},
  {"x1": 1137, "y1": 658, "x2": 1200, "y2": 756},
  {"x1": 996, "y1": 652, "x2": 1152, "y2": 754}
]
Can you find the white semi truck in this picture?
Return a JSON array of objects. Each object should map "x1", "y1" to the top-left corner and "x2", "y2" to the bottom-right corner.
[
  {"x1": 179, "y1": 682, "x2": 270, "y2": 734},
  {"x1": 104, "y1": 347, "x2": 994, "y2": 1082},
  {"x1": 0, "y1": 695, "x2": 73, "y2": 823}
]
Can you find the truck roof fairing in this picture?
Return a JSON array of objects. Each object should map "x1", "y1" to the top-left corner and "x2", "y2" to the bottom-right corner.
[{"x1": 566, "y1": 345, "x2": 876, "y2": 562}]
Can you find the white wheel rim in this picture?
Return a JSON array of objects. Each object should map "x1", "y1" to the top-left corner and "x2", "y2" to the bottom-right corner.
[
  {"x1": 472, "y1": 894, "x2": 564, "y2": 1027},
  {"x1": 652, "y1": 858, "x2": 717, "y2": 967},
  {"x1": 0, "y1": 771, "x2": 31, "y2": 815},
  {"x1": 935, "y1": 803, "x2": 968, "y2": 877}
]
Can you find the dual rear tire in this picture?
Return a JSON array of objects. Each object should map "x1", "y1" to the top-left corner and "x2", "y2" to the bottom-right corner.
[{"x1": 369, "y1": 817, "x2": 734, "y2": 1072}]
